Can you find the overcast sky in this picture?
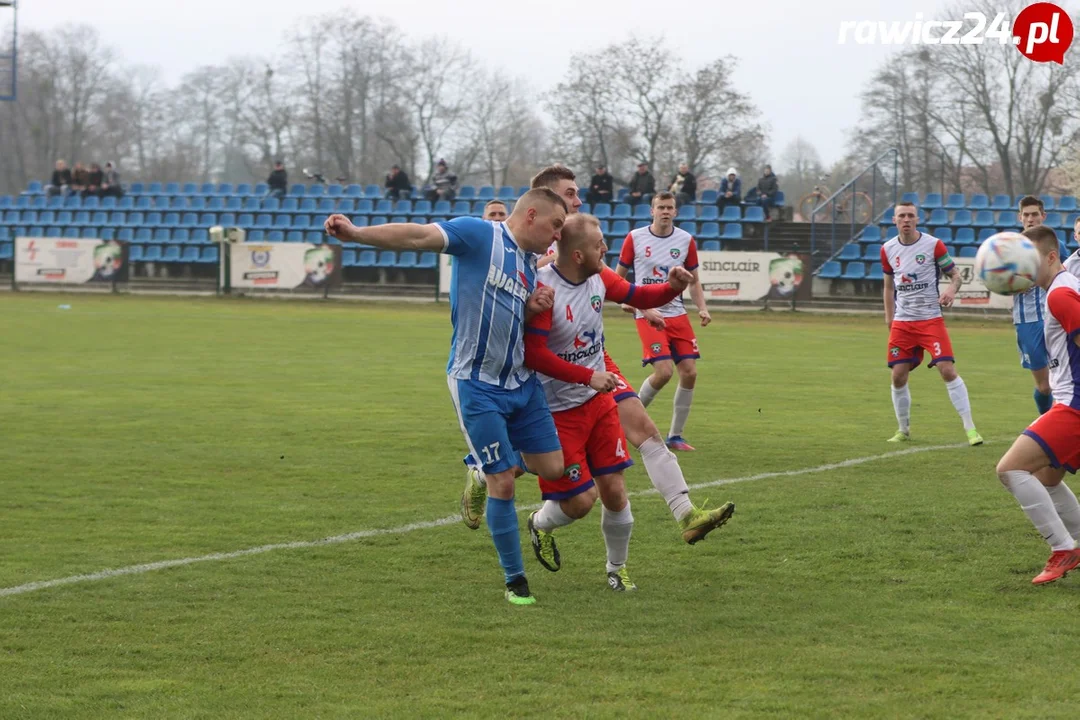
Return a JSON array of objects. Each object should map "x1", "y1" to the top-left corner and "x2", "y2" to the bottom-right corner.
[{"x1": 20, "y1": 0, "x2": 1075, "y2": 169}]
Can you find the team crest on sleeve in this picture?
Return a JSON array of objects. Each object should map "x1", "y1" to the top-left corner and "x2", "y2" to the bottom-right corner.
[
  {"x1": 670, "y1": 248, "x2": 681, "y2": 259},
  {"x1": 590, "y1": 295, "x2": 602, "y2": 313},
  {"x1": 915, "y1": 254, "x2": 926, "y2": 265}
]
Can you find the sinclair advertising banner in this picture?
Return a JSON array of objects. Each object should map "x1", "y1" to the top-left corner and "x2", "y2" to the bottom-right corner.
[
  {"x1": 690, "y1": 251, "x2": 812, "y2": 303},
  {"x1": 15, "y1": 237, "x2": 129, "y2": 285},
  {"x1": 229, "y1": 242, "x2": 342, "y2": 290}
]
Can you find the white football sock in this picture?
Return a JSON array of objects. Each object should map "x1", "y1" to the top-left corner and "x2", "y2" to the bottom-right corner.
[
  {"x1": 1047, "y1": 482, "x2": 1080, "y2": 540},
  {"x1": 891, "y1": 383, "x2": 911, "y2": 434},
  {"x1": 945, "y1": 377, "x2": 975, "y2": 431},
  {"x1": 639, "y1": 377, "x2": 660, "y2": 408},
  {"x1": 670, "y1": 385, "x2": 694, "y2": 438},
  {"x1": 999, "y1": 470, "x2": 1076, "y2": 551},
  {"x1": 601, "y1": 502, "x2": 634, "y2": 573},
  {"x1": 638, "y1": 436, "x2": 693, "y2": 520},
  {"x1": 532, "y1": 499, "x2": 576, "y2": 532}
]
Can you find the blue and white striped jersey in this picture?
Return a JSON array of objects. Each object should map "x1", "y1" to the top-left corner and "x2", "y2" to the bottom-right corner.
[
  {"x1": 1014, "y1": 238, "x2": 1070, "y2": 325},
  {"x1": 436, "y1": 217, "x2": 537, "y2": 389}
]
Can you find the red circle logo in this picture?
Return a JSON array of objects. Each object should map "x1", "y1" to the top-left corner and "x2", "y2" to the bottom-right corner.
[{"x1": 1014, "y1": 2, "x2": 1074, "y2": 64}]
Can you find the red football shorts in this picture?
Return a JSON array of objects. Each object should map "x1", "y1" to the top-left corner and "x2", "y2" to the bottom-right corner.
[
  {"x1": 636, "y1": 313, "x2": 699, "y2": 366},
  {"x1": 538, "y1": 392, "x2": 634, "y2": 500},
  {"x1": 1024, "y1": 404, "x2": 1080, "y2": 473},
  {"x1": 603, "y1": 350, "x2": 637, "y2": 403},
  {"x1": 887, "y1": 317, "x2": 954, "y2": 369}
]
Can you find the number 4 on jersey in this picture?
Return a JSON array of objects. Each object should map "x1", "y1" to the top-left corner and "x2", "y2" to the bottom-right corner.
[{"x1": 566, "y1": 304, "x2": 574, "y2": 322}]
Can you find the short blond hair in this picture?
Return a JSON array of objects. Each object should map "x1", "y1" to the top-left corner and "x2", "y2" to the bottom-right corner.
[{"x1": 557, "y1": 213, "x2": 601, "y2": 255}]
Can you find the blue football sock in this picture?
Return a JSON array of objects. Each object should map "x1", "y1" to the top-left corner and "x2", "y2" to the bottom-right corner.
[
  {"x1": 1035, "y1": 389, "x2": 1053, "y2": 415},
  {"x1": 485, "y1": 496, "x2": 525, "y2": 584}
]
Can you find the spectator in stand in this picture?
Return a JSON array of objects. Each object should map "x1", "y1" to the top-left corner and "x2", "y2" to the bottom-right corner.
[
  {"x1": 717, "y1": 167, "x2": 741, "y2": 213},
  {"x1": 756, "y1": 164, "x2": 779, "y2": 222},
  {"x1": 426, "y1": 159, "x2": 457, "y2": 203},
  {"x1": 668, "y1": 162, "x2": 697, "y2": 207},
  {"x1": 47, "y1": 160, "x2": 72, "y2": 197},
  {"x1": 266, "y1": 160, "x2": 288, "y2": 201},
  {"x1": 385, "y1": 164, "x2": 412, "y2": 201},
  {"x1": 628, "y1": 161, "x2": 655, "y2": 207},
  {"x1": 482, "y1": 200, "x2": 508, "y2": 221},
  {"x1": 99, "y1": 162, "x2": 123, "y2": 198},
  {"x1": 85, "y1": 163, "x2": 103, "y2": 198},
  {"x1": 70, "y1": 162, "x2": 88, "y2": 195},
  {"x1": 587, "y1": 164, "x2": 614, "y2": 206}
]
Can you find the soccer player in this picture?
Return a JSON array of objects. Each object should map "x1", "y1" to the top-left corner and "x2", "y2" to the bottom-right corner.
[
  {"x1": 480, "y1": 165, "x2": 733, "y2": 544},
  {"x1": 1014, "y1": 196, "x2": 1070, "y2": 415},
  {"x1": 325, "y1": 188, "x2": 570, "y2": 606},
  {"x1": 616, "y1": 191, "x2": 711, "y2": 452},
  {"x1": 881, "y1": 201, "x2": 983, "y2": 445},
  {"x1": 524, "y1": 213, "x2": 694, "y2": 590},
  {"x1": 483, "y1": 200, "x2": 508, "y2": 222},
  {"x1": 996, "y1": 224, "x2": 1080, "y2": 585}
]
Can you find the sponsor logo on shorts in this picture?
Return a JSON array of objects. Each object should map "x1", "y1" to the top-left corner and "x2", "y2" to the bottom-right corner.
[
  {"x1": 650, "y1": 342, "x2": 662, "y2": 354},
  {"x1": 566, "y1": 464, "x2": 582, "y2": 483},
  {"x1": 890, "y1": 347, "x2": 901, "y2": 357}
]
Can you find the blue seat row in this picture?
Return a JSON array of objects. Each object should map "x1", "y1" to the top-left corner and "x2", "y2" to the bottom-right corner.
[{"x1": 898, "y1": 192, "x2": 1077, "y2": 212}]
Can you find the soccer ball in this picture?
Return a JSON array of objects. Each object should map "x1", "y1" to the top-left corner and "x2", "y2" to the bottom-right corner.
[{"x1": 973, "y1": 232, "x2": 1040, "y2": 295}]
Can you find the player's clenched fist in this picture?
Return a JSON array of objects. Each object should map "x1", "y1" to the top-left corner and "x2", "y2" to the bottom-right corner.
[
  {"x1": 527, "y1": 286, "x2": 555, "y2": 314},
  {"x1": 324, "y1": 213, "x2": 355, "y2": 241},
  {"x1": 588, "y1": 370, "x2": 618, "y2": 393},
  {"x1": 666, "y1": 266, "x2": 694, "y2": 292}
]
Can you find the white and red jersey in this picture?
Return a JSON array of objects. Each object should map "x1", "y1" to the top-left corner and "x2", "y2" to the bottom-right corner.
[
  {"x1": 525, "y1": 265, "x2": 681, "y2": 413},
  {"x1": 880, "y1": 233, "x2": 956, "y2": 322},
  {"x1": 1044, "y1": 271, "x2": 1080, "y2": 409},
  {"x1": 1065, "y1": 248, "x2": 1080, "y2": 278},
  {"x1": 618, "y1": 226, "x2": 699, "y2": 319}
]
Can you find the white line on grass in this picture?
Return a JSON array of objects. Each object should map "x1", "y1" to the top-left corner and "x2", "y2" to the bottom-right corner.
[{"x1": 0, "y1": 440, "x2": 978, "y2": 599}]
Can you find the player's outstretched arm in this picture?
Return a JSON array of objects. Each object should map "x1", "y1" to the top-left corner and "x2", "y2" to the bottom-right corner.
[
  {"x1": 601, "y1": 266, "x2": 691, "y2": 310},
  {"x1": 883, "y1": 273, "x2": 895, "y2": 326},
  {"x1": 324, "y1": 214, "x2": 445, "y2": 251},
  {"x1": 524, "y1": 310, "x2": 616, "y2": 391},
  {"x1": 1047, "y1": 287, "x2": 1080, "y2": 349}
]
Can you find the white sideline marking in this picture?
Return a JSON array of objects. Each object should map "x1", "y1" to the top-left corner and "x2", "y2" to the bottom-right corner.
[{"x1": 0, "y1": 441, "x2": 976, "y2": 599}]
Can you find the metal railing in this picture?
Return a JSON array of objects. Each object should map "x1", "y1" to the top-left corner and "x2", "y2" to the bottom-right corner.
[{"x1": 809, "y1": 149, "x2": 898, "y2": 264}]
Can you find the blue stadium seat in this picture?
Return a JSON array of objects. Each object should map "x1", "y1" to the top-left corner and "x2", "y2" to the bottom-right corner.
[
  {"x1": 117, "y1": 228, "x2": 134, "y2": 243},
  {"x1": 1039, "y1": 194, "x2": 1055, "y2": 210},
  {"x1": 997, "y1": 211, "x2": 1018, "y2": 227},
  {"x1": 38, "y1": 210, "x2": 56, "y2": 225},
  {"x1": 194, "y1": 213, "x2": 213, "y2": 227},
  {"x1": 817, "y1": 261, "x2": 842, "y2": 279},
  {"x1": 885, "y1": 227, "x2": 900, "y2": 240},
  {"x1": 218, "y1": 213, "x2": 236, "y2": 227},
  {"x1": 1045, "y1": 212, "x2": 1063, "y2": 228},
  {"x1": 841, "y1": 262, "x2": 866, "y2": 280},
  {"x1": 376, "y1": 250, "x2": 396, "y2": 267},
  {"x1": 306, "y1": 231, "x2": 325, "y2": 244},
  {"x1": 327, "y1": 184, "x2": 342, "y2": 197},
  {"x1": 154, "y1": 228, "x2": 172, "y2": 243},
  {"x1": 478, "y1": 186, "x2": 495, "y2": 201},
  {"x1": 700, "y1": 240, "x2": 720, "y2": 252},
  {"x1": 342, "y1": 249, "x2": 358, "y2": 267},
  {"x1": 721, "y1": 223, "x2": 742, "y2": 240},
  {"x1": 901, "y1": 192, "x2": 920, "y2": 205},
  {"x1": 394, "y1": 200, "x2": 412, "y2": 215},
  {"x1": 160, "y1": 212, "x2": 178, "y2": 228},
  {"x1": 46, "y1": 196, "x2": 64, "y2": 209},
  {"x1": 838, "y1": 244, "x2": 861, "y2": 261},
  {"x1": 408, "y1": 200, "x2": 431, "y2": 217},
  {"x1": 720, "y1": 206, "x2": 741, "y2": 222},
  {"x1": 285, "y1": 231, "x2": 303, "y2": 243},
  {"x1": 108, "y1": 211, "x2": 125, "y2": 227},
  {"x1": 698, "y1": 190, "x2": 716, "y2": 204},
  {"x1": 30, "y1": 196, "x2": 47, "y2": 209},
  {"x1": 468, "y1": 201, "x2": 486, "y2": 216},
  {"x1": 199, "y1": 246, "x2": 219, "y2": 263},
  {"x1": 344, "y1": 184, "x2": 363, "y2": 198},
  {"x1": 676, "y1": 206, "x2": 695, "y2": 221},
  {"x1": 633, "y1": 204, "x2": 651, "y2": 220},
  {"x1": 1065, "y1": 213, "x2": 1079, "y2": 229},
  {"x1": 27, "y1": 227, "x2": 44, "y2": 237},
  {"x1": 943, "y1": 245, "x2": 956, "y2": 257},
  {"x1": 389, "y1": 216, "x2": 408, "y2": 224},
  {"x1": 969, "y1": 194, "x2": 989, "y2": 210},
  {"x1": 397, "y1": 251, "x2": 418, "y2": 268},
  {"x1": 172, "y1": 229, "x2": 190, "y2": 244},
  {"x1": 951, "y1": 210, "x2": 973, "y2": 226},
  {"x1": 135, "y1": 228, "x2": 153, "y2": 243},
  {"x1": 146, "y1": 182, "x2": 163, "y2": 196},
  {"x1": 161, "y1": 245, "x2": 182, "y2": 262},
  {"x1": 118, "y1": 197, "x2": 134, "y2": 210},
  {"x1": 316, "y1": 198, "x2": 336, "y2": 214},
  {"x1": 743, "y1": 206, "x2": 766, "y2": 223},
  {"x1": 698, "y1": 205, "x2": 719, "y2": 221},
  {"x1": 143, "y1": 245, "x2": 163, "y2": 262},
  {"x1": 56, "y1": 211, "x2": 74, "y2": 226},
  {"x1": 610, "y1": 220, "x2": 630, "y2": 238},
  {"x1": 921, "y1": 193, "x2": 943, "y2": 209},
  {"x1": 100, "y1": 196, "x2": 117, "y2": 210},
  {"x1": 860, "y1": 226, "x2": 882, "y2": 243},
  {"x1": 678, "y1": 222, "x2": 697, "y2": 236},
  {"x1": 862, "y1": 243, "x2": 881, "y2": 261},
  {"x1": 612, "y1": 204, "x2": 632, "y2": 220},
  {"x1": 21, "y1": 210, "x2": 39, "y2": 225},
  {"x1": 697, "y1": 222, "x2": 720, "y2": 240},
  {"x1": 450, "y1": 201, "x2": 470, "y2": 217},
  {"x1": 371, "y1": 199, "x2": 391, "y2": 215},
  {"x1": 164, "y1": 182, "x2": 180, "y2": 196},
  {"x1": 953, "y1": 227, "x2": 975, "y2": 245},
  {"x1": 1058, "y1": 196, "x2": 1078, "y2": 213},
  {"x1": 867, "y1": 263, "x2": 884, "y2": 280},
  {"x1": 498, "y1": 186, "x2": 515, "y2": 200},
  {"x1": 335, "y1": 199, "x2": 355, "y2": 213},
  {"x1": 959, "y1": 246, "x2": 978, "y2": 258},
  {"x1": 296, "y1": 216, "x2": 316, "y2": 230},
  {"x1": 774, "y1": 191, "x2": 785, "y2": 206},
  {"x1": 82, "y1": 197, "x2": 99, "y2": 210},
  {"x1": 977, "y1": 228, "x2": 997, "y2": 243},
  {"x1": 418, "y1": 252, "x2": 438, "y2": 269},
  {"x1": 592, "y1": 204, "x2": 611, "y2": 219},
  {"x1": 370, "y1": 216, "x2": 388, "y2": 226},
  {"x1": 242, "y1": 197, "x2": 261, "y2": 212},
  {"x1": 607, "y1": 237, "x2": 623, "y2": 253},
  {"x1": 944, "y1": 193, "x2": 966, "y2": 210},
  {"x1": 268, "y1": 230, "x2": 284, "y2": 242},
  {"x1": 128, "y1": 245, "x2": 144, "y2": 262},
  {"x1": 363, "y1": 185, "x2": 381, "y2": 199},
  {"x1": 247, "y1": 230, "x2": 265, "y2": 242},
  {"x1": 351, "y1": 199, "x2": 373, "y2": 216},
  {"x1": 458, "y1": 186, "x2": 477, "y2": 201},
  {"x1": 100, "y1": 227, "x2": 116, "y2": 241},
  {"x1": 60, "y1": 228, "x2": 77, "y2": 238},
  {"x1": 990, "y1": 194, "x2": 1011, "y2": 210},
  {"x1": 182, "y1": 182, "x2": 198, "y2": 195},
  {"x1": 129, "y1": 182, "x2": 144, "y2": 195},
  {"x1": 932, "y1": 227, "x2": 953, "y2": 242},
  {"x1": 357, "y1": 250, "x2": 377, "y2": 267},
  {"x1": 971, "y1": 210, "x2": 994, "y2": 227},
  {"x1": 928, "y1": 208, "x2": 949, "y2": 226},
  {"x1": 289, "y1": 183, "x2": 305, "y2": 197},
  {"x1": 272, "y1": 215, "x2": 290, "y2": 229},
  {"x1": 255, "y1": 214, "x2": 273, "y2": 228},
  {"x1": 281, "y1": 198, "x2": 300, "y2": 213},
  {"x1": 223, "y1": 197, "x2": 241, "y2": 211},
  {"x1": 190, "y1": 229, "x2": 210, "y2": 244}
]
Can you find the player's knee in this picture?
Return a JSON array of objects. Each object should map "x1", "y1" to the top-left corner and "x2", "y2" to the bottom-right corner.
[
  {"x1": 562, "y1": 487, "x2": 597, "y2": 519},
  {"x1": 891, "y1": 371, "x2": 908, "y2": 389},
  {"x1": 530, "y1": 452, "x2": 565, "y2": 481},
  {"x1": 652, "y1": 363, "x2": 674, "y2": 385},
  {"x1": 596, "y1": 477, "x2": 628, "y2": 512},
  {"x1": 623, "y1": 406, "x2": 659, "y2": 447},
  {"x1": 677, "y1": 363, "x2": 697, "y2": 386},
  {"x1": 937, "y1": 362, "x2": 957, "y2": 382},
  {"x1": 485, "y1": 470, "x2": 517, "y2": 498}
]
